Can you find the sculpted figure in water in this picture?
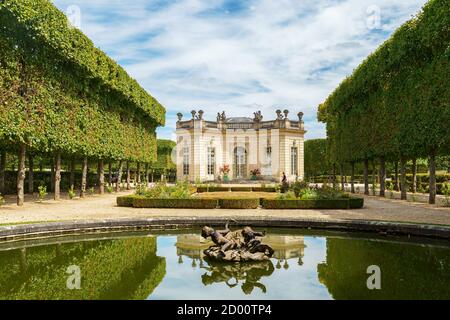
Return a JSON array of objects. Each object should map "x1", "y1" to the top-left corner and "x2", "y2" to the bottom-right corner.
[{"x1": 201, "y1": 224, "x2": 274, "y2": 262}]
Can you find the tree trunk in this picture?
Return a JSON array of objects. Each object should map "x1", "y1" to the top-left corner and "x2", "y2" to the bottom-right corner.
[
  {"x1": 411, "y1": 158, "x2": 417, "y2": 193},
  {"x1": 116, "y1": 160, "x2": 123, "y2": 192},
  {"x1": 80, "y1": 157, "x2": 87, "y2": 198},
  {"x1": 126, "y1": 161, "x2": 131, "y2": 190},
  {"x1": 145, "y1": 163, "x2": 149, "y2": 186},
  {"x1": 108, "y1": 162, "x2": 112, "y2": 184},
  {"x1": 372, "y1": 160, "x2": 377, "y2": 195},
  {"x1": 350, "y1": 162, "x2": 355, "y2": 193},
  {"x1": 69, "y1": 158, "x2": 75, "y2": 188},
  {"x1": 17, "y1": 144, "x2": 26, "y2": 206},
  {"x1": 394, "y1": 161, "x2": 400, "y2": 191},
  {"x1": 400, "y1": 157, "x2": 407, "y2": 200},
  {"x1": 332, "y1": 164, "x2": 337, "y2": 188},
  {"x1": 54, "y1": 152, "x2": 61, "y2": 201},
  {"x1": 0, "y1": 151, "x2": 6, "y2": 195},
  {"x1": 379, "y1": 157, "x2": 386, "y2": 197},
  {"x1": 363, "y1": 159, "x2": 369, "y2": 195},
  {"x1": 429, "y1": 151, "x2": 436, "y2": 204},
  {"x1": 136, "y1": 162, "x2": 141, "y2": 184},
  {"x1": 340, "y1": 163, "x2": 345, "y2": 191},
  {"x1": 50, "y1": 158, "x2": 55, "y2": 193},
  {"x1": 98, "y1": 160, "x2": 105, "y2": 195},
  {"x1": 28, "y1": 154, "x2": 34, "y2": 194}
]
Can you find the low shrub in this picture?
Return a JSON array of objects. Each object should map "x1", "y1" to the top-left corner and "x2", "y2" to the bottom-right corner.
[
  {"x1": 251, "y1": 187, "x2": 277, "y2": 192},
  {"x1": 231, "y1": 187, "x2": 253, "y2": 192},
  {"x1": 140, "y1": 180, "x2": 193, "y2": 199},
  {"x1": 262, "y1": 198, "x2": 364, "y2": 209},
  {"x1": 106, "y1": 183, "x2": 114, "y2": 193},
  {"x1": 133, "y1": 198, "x2": 218, "y2": 209},
  {"x1": 276, "y1": 191, "x2": 297, "y2": 200},
  {"x1": 38, "y1": 184, "x2": 48, "y2": 202},
  {"x1": 117, "y1": 195, "x2": 141, "y2": 207},
  {"x1": 68, "y1": 185, "x2": 76, "y2": 200},
  {"x1": 349, "y1": 198, "x2": 364, "y2": 209},
  {"x1": 219, "y1": 198, "x2": 260, "y2": 209}
]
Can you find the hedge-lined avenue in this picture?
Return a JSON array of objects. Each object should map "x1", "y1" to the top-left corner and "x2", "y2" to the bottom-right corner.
[
  {"x1": 318, "y1": 0, "x2": 449, "y2": 204},
  {"x1": 0, "y1": 0, "x2": 166, "y2": 205}
]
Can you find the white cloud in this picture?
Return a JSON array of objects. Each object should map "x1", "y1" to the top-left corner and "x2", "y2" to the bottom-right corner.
[{"x1": 53, "y1": 0, "x2": 428, "y2": 140}]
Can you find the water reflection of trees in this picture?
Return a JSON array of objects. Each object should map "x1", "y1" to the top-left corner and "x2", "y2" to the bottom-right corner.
[
  {"x1": 176, "y1": 234, "x2": 306, "y2": 294},
  {"x1": 317, "y1": 238, "x2": 450, "y2": 300},
  {"x1": 0, "y1": 237, "x2": 166, "y2": 300}
]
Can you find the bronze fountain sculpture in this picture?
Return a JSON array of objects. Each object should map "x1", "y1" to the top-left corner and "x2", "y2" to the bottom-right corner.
[{"x1": 201, "y1": 222, "x2": 274, "y2": 262}]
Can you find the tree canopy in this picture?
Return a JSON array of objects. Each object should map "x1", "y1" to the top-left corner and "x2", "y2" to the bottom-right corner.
[
  {"x1": 0, "y1": 0, "x2": 166, "y2": 163},
  {"x1": 318, "y1": 0, "x2": 449, "y2": 164}
]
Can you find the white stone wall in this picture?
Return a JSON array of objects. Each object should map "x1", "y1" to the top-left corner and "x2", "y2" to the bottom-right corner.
[{"x1": 176, "y1": 120, "x2": 305, "y2": 182}]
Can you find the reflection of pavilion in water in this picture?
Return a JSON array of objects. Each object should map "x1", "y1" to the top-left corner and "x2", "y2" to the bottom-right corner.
[
  {"x1": 176, "y1": 234, "x2": 306, "y2": 269},
  {"x1": 175, "y1": 233, "x2": 306, "y2": 294}
]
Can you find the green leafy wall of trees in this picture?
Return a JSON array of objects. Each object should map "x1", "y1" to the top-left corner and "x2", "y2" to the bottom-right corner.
[
  {"x1": 317, "y1": 0, "x2": 449, "y2": 202},
  {"x1": 154, "y1": 139, "x2": 176, "y2": 171},
  {"x1": 0, "y1": 0, "x2": 165, "y2": 162}
]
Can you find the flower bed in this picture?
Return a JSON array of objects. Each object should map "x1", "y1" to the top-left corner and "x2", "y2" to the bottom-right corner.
[{"x1": 196, "y1": 186, "x2": 276, "y2": 193}]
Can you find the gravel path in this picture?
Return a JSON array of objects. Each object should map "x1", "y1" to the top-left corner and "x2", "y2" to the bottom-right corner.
[{"x1": 1, "y1": 191, "x2": 449, "y2": 226}]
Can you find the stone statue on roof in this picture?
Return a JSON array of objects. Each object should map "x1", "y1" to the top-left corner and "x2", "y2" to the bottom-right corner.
[{"x1": 253, "y1": 111, "x2": 263, "y2": 122}]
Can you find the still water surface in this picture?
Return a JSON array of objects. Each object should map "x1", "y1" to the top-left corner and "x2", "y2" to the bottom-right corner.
[{"x1": 0, "y1": 228, "x2": 449, "y2": 300}]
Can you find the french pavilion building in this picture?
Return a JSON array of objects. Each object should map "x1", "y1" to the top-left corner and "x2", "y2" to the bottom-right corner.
[{"x1": 175, "y1": 109, "x2": 306, "y2": 182}]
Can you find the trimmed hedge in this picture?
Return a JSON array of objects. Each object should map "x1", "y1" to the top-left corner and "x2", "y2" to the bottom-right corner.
[
  {"x1": 251, "y1": 187, "x2": 277, "y2": 192},
  {"x1": 219, "y1": 198, "x2": 260, "y2": 209},
  {"x1": 132, "y1": 198, "x2": 218, "y2": 209},
  {"x1": 196, "y1": 186, "x2": 277, "y2": 193},
  {"x1": 261, "y1": 198, "x2": 364, "y2": 210},
  {"x1": 349, "y1": 198, "x2": 364, "y2": 209},
  {"x1": 117, "y1": 195, "x2": 364, "y2": 209},
  {"x1": 116, "y1": 195, "x2": 141, "y2": 207}
]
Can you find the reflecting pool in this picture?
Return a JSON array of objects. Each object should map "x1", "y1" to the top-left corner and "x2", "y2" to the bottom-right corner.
[{"x1": 0, "y1": 229, "x2": 449, "y2": 300}]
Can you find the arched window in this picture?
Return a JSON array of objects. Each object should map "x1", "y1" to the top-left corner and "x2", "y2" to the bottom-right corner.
[
  {"x1": 207, "y1": 147, "x2": 216, "y2": 175},
  {"x1": 183, "y1": 146, "x2": 190, "y2": 176},
  {"x1": 234, "y1": 147, "x2": 247, "y2": 179},
  {"x1": 291, "y1": 145, "x2": 298, "y2": 176}
]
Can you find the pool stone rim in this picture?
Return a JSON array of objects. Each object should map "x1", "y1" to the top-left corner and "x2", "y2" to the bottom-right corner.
[{"x1": 0, "y1": 217, "x2": 450, "y2": 243}]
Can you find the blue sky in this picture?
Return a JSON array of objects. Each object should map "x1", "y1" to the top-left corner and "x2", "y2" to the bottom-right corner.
[{"x1": 53, "y1": 0, "x2": 428, "y2": 141}]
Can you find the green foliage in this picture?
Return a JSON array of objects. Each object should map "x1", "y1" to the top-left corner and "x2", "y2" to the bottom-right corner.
[
  {"x1": 318, "y1": 0, "x2": 450, "y2": 164},
  {"x1": 132, "y1": 198, "x2": 218, "y2": 209},
  {"x1": 262, "y1": 198, "x2": 363, "y2": 209},
  {"x1": 68, "y1": 185, "x2": 76, "y2": 199},
  {"x1": 137, "y1": 180, "x2": 193, "y2": 199},
  {"x1": 106, "y1": 183, "x2": 114, "y2": 194},
  {"x1": 0, "y1": 237, "x2": 166, "y2": 299},
  {"x1": 218, "y1": 198, "x2": 260, "y2": 209},
  {"x1": 117, "y1": 195, "x2": 142, "y2": 207},
  {"x1": 276, "y1": 191, "x2": 297, "y2": 200},
  {"x1": 0, "y1": 0, "x2": 164, "y2": 163},
  {"x1": 442, "y1": 183, "x2": 450, "y2": 207},
  {"x1": 304, "y1": 139, "x2": 330, "y2": 178},
  {"x1": 37, "y1": 184, "x2": 47, "y2": 202},
  {"x1": 88, "y1": 187, "x2": 95, "y2": 195},
  {"x1": 285, "y1": 183, "x2": 350, "y2": 200},
  {"x1": 153, "y1": 139, "x2": 176, "y2": 170},
  {"x1": 0, "y1": 193, "x2": 4, "y2": 206}
]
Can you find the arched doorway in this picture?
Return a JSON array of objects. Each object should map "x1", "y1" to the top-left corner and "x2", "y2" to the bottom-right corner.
[{"x1": 233, "y1": 147, "x2": 247, "y2": 179}]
